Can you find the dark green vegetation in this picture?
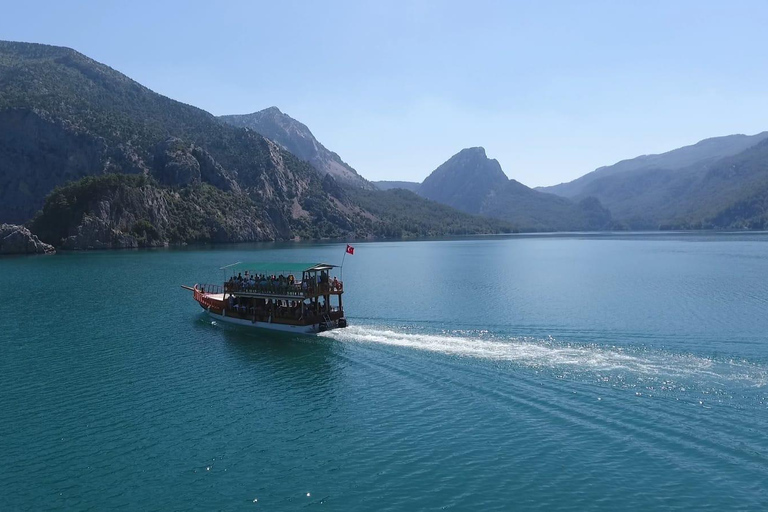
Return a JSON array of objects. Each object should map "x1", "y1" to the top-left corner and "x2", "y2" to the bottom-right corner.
[
  {"x1": 482, "y1": 182, "x2": 613, "y2": 231},
  {"x1": 346, "y1": 187, "x2": 514, "y2": 237},
  {"x1": 537, "y1": 133, "x2": 768, "y2": 229},
  {"x1": 0, "y1": 41, "x2": 507, "y2": 248}
]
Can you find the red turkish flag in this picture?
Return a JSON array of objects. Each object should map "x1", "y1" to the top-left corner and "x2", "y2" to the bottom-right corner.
[{"x1": 346, "y1": 244, "x2": 355, "y2": 255}]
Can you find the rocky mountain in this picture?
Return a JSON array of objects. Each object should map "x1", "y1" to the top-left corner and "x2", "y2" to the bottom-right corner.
[
  {"x1": 539, "y1": 132, "x2": 768, "y2": 198},
  {"x1": 373, "y1": 181, "x2": 421, "y2": 192},
  {"x1": 10, "y1": 40, "x2": 764, "y2": 241},
  {"x1": 0, "y1": 40, "x2": 509, "y2": 248},
  {"x1": 601, "y1": 137, "x2": 768, "y2": 229},
  {"x1": 0, "y1": 40, "x2": 301, "y2": 226},
  {"x1": 419, "y1": 148, "x2": 509, "y2": 213},
  {"x1": 219, "y1": 107, "x2": 374, "y2": 190},
  {"x1": 1, "y1": 224, "x2": 54, "y2": 254},
  {"x1": 416, "y1": 147, "x2": 611, "y2": 231},
  {"x1": 536, "y1": 132, "x2": 768, "y2": 229}
]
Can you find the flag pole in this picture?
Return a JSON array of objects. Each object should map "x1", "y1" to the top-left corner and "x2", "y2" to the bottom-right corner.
[{"x1": 341, "y1": 247, "x2": 347, "y2": 283}]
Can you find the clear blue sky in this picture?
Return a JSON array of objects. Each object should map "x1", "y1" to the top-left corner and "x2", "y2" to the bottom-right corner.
[{"x1": 3, "y1": 0, "x2": 768, "y2": 186}]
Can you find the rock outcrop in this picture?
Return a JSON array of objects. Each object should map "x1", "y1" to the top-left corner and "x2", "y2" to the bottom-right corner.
[
  {"x1": 0, "y1": 108, "x2": 135, "y2": 224},
  {"x1": 0, "y1": 224, "x2": 55, "y2": 254},
  {"x1": 61, "y1": 215, "x2": 143, "y2": 250},
  {"x1": 152, "y1": 138, "x2": 241, "y2": 192},
  {"x1": 31, "y1": 174, "x2": 277, "y2": 250}
]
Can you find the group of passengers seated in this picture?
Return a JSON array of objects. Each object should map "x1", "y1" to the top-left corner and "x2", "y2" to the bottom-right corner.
[
  {"x1": 226, "y1": 270, "x2": 343, "y2": 294},
  {"x1": 226, "y1": 272, "x2": 298, "y2": 294}
]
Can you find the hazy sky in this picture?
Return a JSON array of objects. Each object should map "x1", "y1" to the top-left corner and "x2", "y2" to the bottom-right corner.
[{"x1": 3, "y1": 0, "x2": 768, "y2": 186}]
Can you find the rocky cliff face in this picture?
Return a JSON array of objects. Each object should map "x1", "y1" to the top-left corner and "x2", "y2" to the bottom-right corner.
[
  {"x1": 30, "y1": 174, "x2": 278, "y2": 249},
  {"x1": 0, "y1": 108, "x2": 148, "y2": 223},
  {"x1": 219, "y1": 107, "x2": 375, "y2": 190},
  {"x1": 152, "y1": 137, "x2": 240, "y2": 192},
  {"x1": 0, "y1": 224, "x2": 55, "y2": 254}
]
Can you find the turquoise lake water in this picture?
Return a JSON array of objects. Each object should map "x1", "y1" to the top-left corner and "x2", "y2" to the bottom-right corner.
[{"x1": 2, "y1": 233, "x2": 768, "y2": 510}]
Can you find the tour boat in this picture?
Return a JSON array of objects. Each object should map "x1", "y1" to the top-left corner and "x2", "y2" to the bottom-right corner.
[{"x1": 184, "y1": 262, "x2": 348, "y2": 335}]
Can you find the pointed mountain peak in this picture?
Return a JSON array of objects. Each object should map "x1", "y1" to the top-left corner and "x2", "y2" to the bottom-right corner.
[
  {"x1": 419, "y1": 147, "x2": 509, "y2": 214},
  {"x1": 262, "y1": 106, "x2": 283, "y2": 114},
  {"x1": 457, "y1": 146, "x2": 487, "y2": 157},
  {"x1": 439, "y1": 147, "x2": 505, "y2": 179}
]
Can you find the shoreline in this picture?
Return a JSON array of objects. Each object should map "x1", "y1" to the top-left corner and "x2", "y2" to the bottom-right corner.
[{"x1": 6, "y1": 228, "x2": 768, "y2": 257}]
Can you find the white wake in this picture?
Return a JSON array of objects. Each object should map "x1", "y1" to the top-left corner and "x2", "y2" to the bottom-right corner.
[{"x1": 321, "y1": 325, "x2": 767, "y2": 388}]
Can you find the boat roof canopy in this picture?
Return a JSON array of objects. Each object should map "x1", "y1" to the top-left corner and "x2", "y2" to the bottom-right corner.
[{"x1": 220, "y1": 262, "x2": 337, "y2": 274}]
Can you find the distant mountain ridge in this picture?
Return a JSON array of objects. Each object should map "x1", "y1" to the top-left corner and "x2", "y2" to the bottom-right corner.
[
  {"x1": 539, "y1": 132, "x2": 768, "y2": 198},
  {"x1": 373, "y1": 181, "x2": 421, "y2": 192},
  {"x1": 0, "y1": 40, "x2": 510, "y2": 247},
  {"x1": 536, "y1": 131, "x2": 768, "y2": 229},
  {"x1": 410, "y1": 147, "x2": 612, "y2": 231},
  {"x1": 5, "y1": 40, "x2": 768, "y2": 241},
  {"x1": 219, "y1": 107, "x2": 374, "y2": 189}
]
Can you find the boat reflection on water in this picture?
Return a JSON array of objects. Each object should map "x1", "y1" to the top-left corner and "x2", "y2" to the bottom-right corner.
[{"x1": 191, "y1": 311, "x2": 344, "y2": 391}]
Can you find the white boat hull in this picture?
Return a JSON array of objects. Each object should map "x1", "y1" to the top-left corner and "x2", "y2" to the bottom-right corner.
[{"x1": 205, "y1": 309, "x2": 322, "y2": 334}]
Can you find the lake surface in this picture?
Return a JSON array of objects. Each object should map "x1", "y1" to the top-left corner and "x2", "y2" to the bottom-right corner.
[{"x1": 2, "y1": 233, "x2": 768, "y2": 510}]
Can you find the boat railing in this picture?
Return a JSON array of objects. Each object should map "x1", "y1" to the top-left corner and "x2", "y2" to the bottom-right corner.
[
  {"x1": 224, "y1": 281, "x2": 343, "y2": 298},
  {"x1": 194, "y1": 285, "x2": 223, "y2": 310},
  {"x1": 197, "y1": 283, "x2": 224, "y2": 295},
  {"x1": 226, "y1": 282, "x2": 303, "y2": 296}
]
